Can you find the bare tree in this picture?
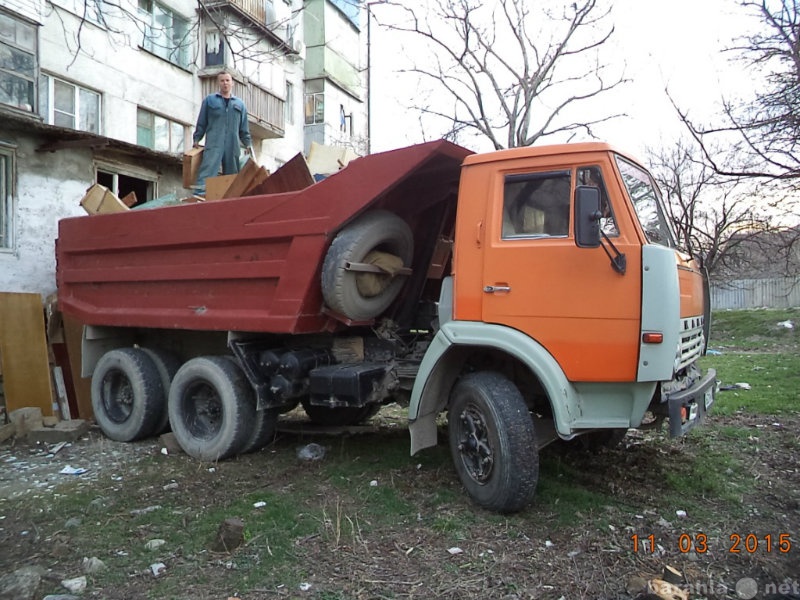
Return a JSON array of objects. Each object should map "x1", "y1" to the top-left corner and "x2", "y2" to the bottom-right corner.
[
  {"x1": 676, "y1": 0, "x2": 800, "y2": 182},
  {"x1": 381, "y1": 0, "x2": 625, "y2": 150},
  {"x1": 647, "y1": 138, "x2": 798, "y2": 279},
  {"x1": 48, "y1": 0, "x2": 299, "y2": 70}
]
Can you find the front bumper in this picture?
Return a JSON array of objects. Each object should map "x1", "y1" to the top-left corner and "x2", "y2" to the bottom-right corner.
[{"x1": 664, "y1": 368, "x2": 717, "y2": 437}]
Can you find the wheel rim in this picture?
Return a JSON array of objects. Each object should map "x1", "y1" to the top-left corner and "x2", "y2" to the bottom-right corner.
[
  {"x1": 181, "y1": 380, "x2": 223, "y2": 440},
  {"x1": 454, "y1": 402, "x2": 494, "y2": 484},
  {"x1": 100, "y1": 369, "x2": 135, "y2": 424}
]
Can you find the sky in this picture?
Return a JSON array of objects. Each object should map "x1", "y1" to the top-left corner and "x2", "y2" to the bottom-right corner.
[{"x1": 366, "y1": 0, "x2": 759, "y2": 160}]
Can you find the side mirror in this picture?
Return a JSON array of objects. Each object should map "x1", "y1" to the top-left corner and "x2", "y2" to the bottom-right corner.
[{"x1": 574, "y1": 185, "x2": 602, "y2": 248}]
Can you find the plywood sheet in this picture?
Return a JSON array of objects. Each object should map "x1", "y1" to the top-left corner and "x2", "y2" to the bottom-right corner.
[
  {"x1": 205, "y1": 174, "x2": 237, "y2": 201},
  {"x1": 222, "y1": 159, "x2": 263, "y2": 199},
  {"x1": 0, "y1": 293, "x2": 54, "y2": 415},
  {"x1": 248, "y1": 153, "x2": 314, "y2": 196},
  {"x1": 183, "y1": 147, "x2": 204, "y2": 188},
  {"x1": 62, "y1": 314, "x2": 93, "y2": 420}
]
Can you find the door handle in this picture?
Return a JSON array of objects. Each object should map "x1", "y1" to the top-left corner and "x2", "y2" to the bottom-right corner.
[{"x1": 483, "y1": 285, "x2": 511, "y2": 293}]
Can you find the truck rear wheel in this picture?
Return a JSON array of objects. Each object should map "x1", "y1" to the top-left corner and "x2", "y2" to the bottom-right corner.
[
  {"x1": 91, "y1": 348, "x2": 163, "y2": 442},
  {"x1": 168, "y1": 356, "x2": 256, "y2": 461},
  {"x1": 448, "y1": 372, "x2": 538, "y2": 514},
  {"x1": 321, "y1": 210, "x2": 413, "y2": 321},
  {"x1": 300, "y1": 399, "x2": 380, "y2": 426},
  {"x1": 241, "y1": 407, "x2": 280, "y2": 453},
  {"x1": 140, "y1": 347, "x2": 182, "y2": 435}
]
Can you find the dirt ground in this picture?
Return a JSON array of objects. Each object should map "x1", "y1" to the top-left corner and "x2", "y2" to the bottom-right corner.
[{"x1": 1, "y1": 410, "x2": 798, "y2": 600}]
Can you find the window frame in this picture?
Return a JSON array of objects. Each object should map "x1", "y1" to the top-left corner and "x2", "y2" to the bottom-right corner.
[
  {"x1": 304, "y1": 92, "x2": 324, "y2": 125},
  {"x1": 0, "y1": 11, "x2": 38, "y2": 113},
  {"x1": 501, "y1": 170, "x2": 572, "y2": 239},
  {"x1": 136, "y1": 107, "x2": 187, "y2": 154},
  {"x1": 96, "y1": 159, "x2": 158, "y2": 204},
  {"x1": 39, "y1": 73, "x2": 102, "y2": 133},
  {"x1": 0, "y1": 143, "x2": 15, "y2": 252},
  {"x1": 137, "y1": 0, "x2": 192, "y2": 69},
  {"x1": 285, "y1": 81, "x2": 294, "y2": 125}
]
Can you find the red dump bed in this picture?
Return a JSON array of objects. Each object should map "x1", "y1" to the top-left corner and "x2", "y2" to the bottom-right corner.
[{"x1": 56, "y1": 140, "x2": 473, "y2": 334}]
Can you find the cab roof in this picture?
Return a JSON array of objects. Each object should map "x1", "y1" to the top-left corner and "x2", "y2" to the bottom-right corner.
[{"x1": 462, "y1": 142, "x2": 643, "y2": 168}]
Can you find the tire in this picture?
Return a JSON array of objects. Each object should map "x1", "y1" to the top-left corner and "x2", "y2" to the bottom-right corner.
[
  {"x1": 300, "y1": 398, "x2": 380, "y2": 427},
  {"x1": 168, "y1": 356, "x2": 256, "y2": 461},
  {"x1": 321, "y1": 210, "x2": 414, "y2": 321},
  {"x1": 241, "y1": 407, "x2": 280, "y2": 453},
  {"x1": 91, "y1": 348, "x2": 164, "y2": 442},
  {"x1": 575, "y1": 428, "x2": 627, "y2": 451},
  {"x1": 448, "y1": 371, "x2": 539, "y2": 514},
  {"x1": 140, "y1": 347, "x2": 182, "y2": 435}
]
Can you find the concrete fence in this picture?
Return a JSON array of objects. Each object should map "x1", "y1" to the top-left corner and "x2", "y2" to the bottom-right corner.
[{"x1": 710, "y1": 276, "x2": 800, "y2": 310}]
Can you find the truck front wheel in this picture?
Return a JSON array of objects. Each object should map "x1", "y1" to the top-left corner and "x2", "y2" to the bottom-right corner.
[
  {"x1": 448, "y1": 372, "x2": 539, "y2": 514},
  {"x1": 91, "y1": 348, "x2": 163, "y2": 442},
  {"x1": 168, "y1": 356, "x2": 256, "y2": 461}
]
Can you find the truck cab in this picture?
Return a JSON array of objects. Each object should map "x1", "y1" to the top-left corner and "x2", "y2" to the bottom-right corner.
[{"x1": 408, "y1": 143, "x2": 716, "y2": 511}]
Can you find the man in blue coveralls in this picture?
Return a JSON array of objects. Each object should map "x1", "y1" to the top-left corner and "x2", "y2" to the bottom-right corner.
[{"x1": 192, "y1": 71, "x2": 252, "y2": 195}]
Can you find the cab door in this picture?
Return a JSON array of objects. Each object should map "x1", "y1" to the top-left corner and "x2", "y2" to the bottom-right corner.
[{"x1": 480, "y1": 164, "x2": 642, "y2": 382}]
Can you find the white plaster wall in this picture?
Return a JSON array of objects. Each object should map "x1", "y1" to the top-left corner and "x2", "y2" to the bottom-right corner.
[
  {"x1": 0, "y1": 0, "x2": 42, "y2": 23},
  {"x1": 324, "y1": 1, "x2": 359, "y2": 61},
  {"x1": 41, "y1": 0, "x2": 198, "y2": 142},
  {"x1": 0, "y1": 136, "x2": 89, "y2": 297}
]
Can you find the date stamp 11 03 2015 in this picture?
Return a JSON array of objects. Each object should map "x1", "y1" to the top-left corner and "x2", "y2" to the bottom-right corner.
[{"x1": 630, "y1": 532, "x2": 793, "y2": 555}]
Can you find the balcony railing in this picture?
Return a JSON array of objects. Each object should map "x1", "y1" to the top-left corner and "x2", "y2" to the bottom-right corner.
[
  {"x1": 203, "y1": 0, "x2": 289, "y2": 39},
  {"x1": 201, "y1": 75, "x2": 285, "y2": 139}
]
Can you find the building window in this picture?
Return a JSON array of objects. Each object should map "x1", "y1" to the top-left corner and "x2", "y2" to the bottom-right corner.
[
  {"x1": 285, "y1": 82, "x2": 294, "y2": 125},
  {"x1": 39, "y1": 74, "x2": 101, "y2": 133},
  {"x1": 0, "y1": 145, "x2": 13, "y2": 250},
  {"x1": 204, "y1": 27, "x2": 224, "y2": 67},
  {"x1": 0, "y1": 12, "x2": 37, "y2": 112},
  {"x1": 138, "y1": 0, "x2": 191, "y2": 69},
  {"x1": 304, "y1": 80, "x2": 324, "y2": 125},
  {"x1": 97, "y1": 164, "x2": 155, "y2": 205},
  {"x1": 136, "y1": 108, "x2": 186, "y2": 153}
]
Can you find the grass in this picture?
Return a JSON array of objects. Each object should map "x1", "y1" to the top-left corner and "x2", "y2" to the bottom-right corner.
[
  {"x1": 708, "y1": 307, "x2": 798, "y2": 351},
  {"x1": 702, "y1": 306, "x2": 799, "y2": 415},
  {"x1": 5, "y1": 308, "x2": 798, "y2": 599}
]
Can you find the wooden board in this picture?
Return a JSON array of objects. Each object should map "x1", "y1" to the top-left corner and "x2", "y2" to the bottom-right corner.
[
  {"x1": 183, "y1": 147, "x2": 204, "y2": 188},
  {"x1": 0, "y1": 292, "x2": 55, "y2": 415},
  {"x1": 222, "y1": 159, "x2": 265, "y2": 199},
  {"x1": 205, "y1": 174, "x2": 237, "y2": 201},
  {"x1": 62, "y1": 314, "x2": 93, "y2": 419},
  {"x1": 248, "y1": 153, "x2": 314, "y2": 196}
]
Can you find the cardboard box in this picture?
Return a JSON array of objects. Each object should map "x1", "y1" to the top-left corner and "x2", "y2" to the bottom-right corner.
[
  {"x1": 205, "y1": 174, "x2": 238, "y2": 201},
  {"x1": 183, "y1": 147, "x2": 204, "y2": 188},
  {"x1": 120, "y1": 191, "x2": 138, "y2": 207},
  {"x1": 79, "y1": 184, "x2": 129, "y2": 215}
]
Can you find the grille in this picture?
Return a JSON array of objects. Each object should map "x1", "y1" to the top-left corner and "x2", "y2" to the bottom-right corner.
[{"x1": 677, "y1": 315, "x2": 705, "y2": 372}]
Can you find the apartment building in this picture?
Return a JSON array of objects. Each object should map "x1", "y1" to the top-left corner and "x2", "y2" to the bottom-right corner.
[
  {"x1": 303, "y1": 0, "x2": 366, "y2": 156},
  {"x1": 0, "y1": 0, "x2": 367, "y2": 297}
]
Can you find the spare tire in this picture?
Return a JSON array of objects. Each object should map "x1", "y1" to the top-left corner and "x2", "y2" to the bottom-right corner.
[{"x1": 321, "y1": 210, "x2": 414, "y2": 321}]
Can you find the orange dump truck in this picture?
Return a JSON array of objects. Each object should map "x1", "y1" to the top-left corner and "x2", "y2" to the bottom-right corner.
[{"x1": 56, "y1": 139, "x2": 716, "y2": 513}]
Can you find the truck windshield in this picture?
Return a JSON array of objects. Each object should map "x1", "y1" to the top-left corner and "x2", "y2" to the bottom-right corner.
[{"x1": 614, "y1": 155, "x2": 676, "y2": 247}]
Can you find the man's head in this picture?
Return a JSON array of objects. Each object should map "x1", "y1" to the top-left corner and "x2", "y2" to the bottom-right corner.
[{"x1": 217, "y1": 71, "x2": 234, "y2": 98}]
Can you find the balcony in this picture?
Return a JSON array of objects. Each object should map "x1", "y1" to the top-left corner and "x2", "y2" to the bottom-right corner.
[
  {"x1": 201, "y1": 75, "x2": 285, "y2": 139},
  {"x1": 203, "y1": 0, "x2": 291, "y2": 49}
]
